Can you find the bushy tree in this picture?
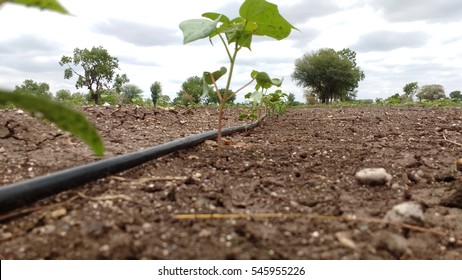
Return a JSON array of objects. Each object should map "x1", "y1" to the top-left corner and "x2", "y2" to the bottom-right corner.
[
  {"x1": 150, "y1": 81, "x2": 162, "y2": 107},
  {"x1": 59, "y1": 46, "x2": 126, "y2": 105},
  {"x1": 304, "y1": 89, "x2": 318, "y2": 105},
  {"x1": 416, "y1": 84, "x2": 446, "y2": 101},
  {"x1": 121, "y1": 84, "x2": 143, "y2": 104},
  {"x1": 157, "y1": 94, "x2": 171, "y2": 107},
  {"x1": 205, "y1": 88, "x2": 235, "y2": 105},
  {"x1": 403, "y1": 82, "x2": 419, "y2": 101},
  {"x1": 384, "y1": 93, "x2": 402, "y2": 104},
  {"x1": 14, "y1": 79, "x2": 52, "y2": 98},
  {"x1": 292, "y1": 48, "x2": 365, "y2": 103},
  {"x1": 449, "y1": 90, "x2": 462, "y2": 101},
  {"x1": 55, "y1": 89, "x2": 72, "y2": 102},
  {"x1": 287, "y1": 93, "x2": 296, "y2": 106},
  {"x1": 175, "y1": 76, "x2": 210, "y2": 106}
]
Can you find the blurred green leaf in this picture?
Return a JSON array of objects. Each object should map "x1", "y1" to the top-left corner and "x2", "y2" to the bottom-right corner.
[
  {"x1": 252, "y1": 70, "x2": 283, "y2": 90},
  {"x1": 7, "y1": 0, "x2": 68, "y2": 14},
  {"x1": 180, "y1": 16, "x2": 222, "y2": 44},
  {"x1": 0, "y1": 89, "x2": 104, "y2": 156},
  {"x1": 203, "y1": 67, "x2": 227, "y2": 84}
]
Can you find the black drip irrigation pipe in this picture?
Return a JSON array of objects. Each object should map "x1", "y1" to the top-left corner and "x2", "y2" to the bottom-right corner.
[{"x1": 0, "y1": 117, "x2": 264, "y2": 213}]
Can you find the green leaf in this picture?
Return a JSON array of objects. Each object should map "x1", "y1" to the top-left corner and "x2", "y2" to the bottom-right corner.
[
  {"x1": 203, "y1": 67, "x2": 227, "y2": 85},
  {"x1": 179, "y1": 16, "x2": 222, "y2": 44},
  {"x1": 202, "y1": 77, "x2": 210, "y2": 97},
  {"x1": 250, "y1": 91, "x2": 263, "y2": 103},
  {"x1": 202, "y1": 12, "x2": 230, "y2": 24},
  {"x1": 0, "y1": 89, "x2": 104, "y2": 156},
  {"x1": 238, "y1": 113, "x2": 249, "y2": 120},
  {"x1": 252, "y1": 70, "x2": 283, "y2": 90},
  {"x1": 8, "y1": 0, "x2": 68, "y2": 14},
  {"x1": 239, "y1": 0, "x2": 297, "y2": 40}
]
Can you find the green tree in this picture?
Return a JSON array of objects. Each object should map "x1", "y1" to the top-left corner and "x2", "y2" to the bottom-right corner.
[
  {"x1": 175, "y1": 76, "x2": 208, "y2": 106},
  {"x1": 150, "y1": 81, "x2": 162, "y2": 107},
  {"x1": 449, "y1": 90, "x2": 462, "y2": 101},
  {"x1": 59, "y1": 46, "x2": 122, "y2": 105},
  {"x1": 403, "y1": 82, "x2": 419, "y2": 101},
  {"x1": 384, "y1": 93, "x2": 402, "y2": 104},
  {"x1": 113, "y1": 73, "x2": 130, "y2": 94},
  {"x1": 14, "y1": 79, "x2": 52, "y2": 98},
  {"x1": 416, "y1": 84, "x2": 446, "y2": 101},
  {"x1": 292, "y1": 48, "x2": 365, "y2": 104},
  {"x1": 157, "y1": 94, "x2": 171, "y2": 107},
  {"x1": 55, "y1": 89, "x2": 72, "y2": 102},
  {"x1": 286, "y1": 92, "x2": 297, "y2": 106},
  {"x1": 121, "y1": 84, "x2": 143, "y2": 104},
  {"x1": 206, "y1": 88, "x2": 235, "y2": 105}
]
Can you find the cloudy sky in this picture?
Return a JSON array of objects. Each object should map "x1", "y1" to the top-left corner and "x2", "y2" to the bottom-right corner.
[{"x1": 0, "y1": 0, "x2": 461, "y2": 102}]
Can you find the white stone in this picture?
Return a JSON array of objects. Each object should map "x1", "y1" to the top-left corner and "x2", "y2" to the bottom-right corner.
[
  {"x1": 355, "y1": 168, "x2": 392, "y2": 186},
  {"x1": 384, "y1": 201, "x2": 424, "y2": 225}
]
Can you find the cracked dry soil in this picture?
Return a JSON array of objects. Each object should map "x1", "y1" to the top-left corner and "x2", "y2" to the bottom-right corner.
[{"x1": 1, "y1": 106, "x2": 462, "y2": 259}]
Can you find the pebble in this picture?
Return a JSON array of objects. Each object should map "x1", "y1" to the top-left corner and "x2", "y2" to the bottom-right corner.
[
  {"x1": 335, "y1": 232, "x2": 357, "y2": 249},
  {"x1": 0, "y1": 147, "x2": 5, "y2": 153},
  {"x1": 355, "y1": 168, "x2": 392, "y2": 186},
  {"x1": 51, "y1": 208, "x2": 67, "y2": 219},
  {"x1": 204, "y1": 140, "x2": 217, "y2": 147},
  {"x1": 384, "y1": 201, "x2": 424, "y2": 225},
  {"x1": 400, "y1": 153, "x2": 420, "y2": 168},
  {"x1": 440, "y1": 185, "x2": 462, "y2": 209},
  {"x1": 374, "y1": 231, "x2": 410, "y2": 259},
  {"x1": 455, "y1": 159, "x2": 462, "y2": 172}
]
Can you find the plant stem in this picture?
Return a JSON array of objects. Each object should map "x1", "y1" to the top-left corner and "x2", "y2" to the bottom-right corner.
[{"x1": 216, "y1": 41, "x2": 240, "y2": 153}]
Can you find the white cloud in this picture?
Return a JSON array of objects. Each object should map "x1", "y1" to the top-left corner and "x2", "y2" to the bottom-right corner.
[{"x1": 351, "y1": 30, "x2": 429, "y2": 52}]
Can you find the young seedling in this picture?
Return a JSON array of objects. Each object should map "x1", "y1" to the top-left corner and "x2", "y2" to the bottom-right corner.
[{"x1": 179, "y1": 0, "x2": 297, "y2": 153}]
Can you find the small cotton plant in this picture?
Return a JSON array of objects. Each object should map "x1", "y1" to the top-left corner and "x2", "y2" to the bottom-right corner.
[{"x1": 179, "y1": 0, "x2": 297, "y2": 152}]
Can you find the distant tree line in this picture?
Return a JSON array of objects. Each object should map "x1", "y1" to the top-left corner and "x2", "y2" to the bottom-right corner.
[{"x1": 376, "y1": 82, "x2": 461, "y2": 105}]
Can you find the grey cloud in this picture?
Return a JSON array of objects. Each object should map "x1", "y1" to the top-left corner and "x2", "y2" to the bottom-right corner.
[
  {"x1": 369, "y1": 0, "x2": 462, "y2": 22},
  {"x1": 351, "y1": 30, "x2": 428, "y2": 52},
  {"x1": 0, "y1": 56, "x2": 60, "y2": 73},
  {"x1": 118, "y1": 55, "x2": 161, "y2": 67},
  {"x1": 279, "y1": 1, "x2": 342, "y2": 25},
  {"x1": 215, "y1": 1, "x2": 241, "y2": 19},
  {"x1": 93, "y1": 19, "x2": 180, "y2": 47},
  {"x1": 0, "y1": 35, "x2": 62, "y2": 74},
  {"x1": 289, "y1": 27, "x2": 321, "y2": 49},
  {"x1": 0, "y1": 35, "x2": 57, "y2": 54}
]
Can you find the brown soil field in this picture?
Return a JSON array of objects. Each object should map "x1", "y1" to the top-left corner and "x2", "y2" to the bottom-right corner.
[{"x1": 1, "y1": 106, "x2": 462, "y2": 259}]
